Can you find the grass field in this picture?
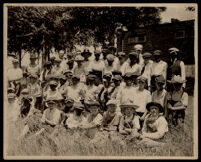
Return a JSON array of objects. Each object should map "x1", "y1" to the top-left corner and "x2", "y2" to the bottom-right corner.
[{"x1": 5, "y1": 96, "x2": 194, "y2": 157}]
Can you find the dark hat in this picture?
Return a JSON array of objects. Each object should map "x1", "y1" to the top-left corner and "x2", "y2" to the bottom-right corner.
[
  {"x1": 108, "y1": 46, "x2": 117, "y2": 52},
  {"x1": 54, "y1": 57, "x2": 62, "y2": 63},
  {"x1": 153, "y1": 50, "x2": 162, "y2": 56},
  {"x1": 81, "y1": 49, "x2": 92, "y2": 56},
  {"x1": 112, "y1": 70, "x2": 122, "y2": 76},
  {"x1": 142, "y1": 52, "x2": 152, "y2": 58},
  {"x1": 72, "y1": 75, "x2": 80, "y2": 80},
  {"x1": 112, "y1": 75, "x2": 122, "y2": 81},
  {"x1": 155, "y1": 75, "x2": 165, "y2": 83},
  {"x1": 128, "y1": 52, "x2": 138, "y2": 57},
  {"x1": 146, "y1": 102, "x2": 164, "y2": 113},
  {"x1": 63, "y1": 70, "x2": 73, "y2": 75},
  {"x1": 65, "y1": 98, "x2": 74, "y2": 104},
  {"x1": 124, "y1": 72, "x2": 140, "y2": 79},
  {"x1": 7, "y1": 87, "x2": 15, "y2": 93},
  {"x1": 103, "y1": 73, "x2": 112, "y2": 80},
  {"x1": 88, "y1": 101, "x2": 100, "y2": 107}
]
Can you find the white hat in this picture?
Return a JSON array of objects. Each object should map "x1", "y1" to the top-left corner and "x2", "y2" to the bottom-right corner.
[
  {"x1": 120, "y1": 98, "x2": 139, "y2": 109},
  {"x1": 134, "y1": 44, "x2": 143, "y2": 50},
  {"x1": 168, "y1": 47, "x2": 180, "y2": 54}
]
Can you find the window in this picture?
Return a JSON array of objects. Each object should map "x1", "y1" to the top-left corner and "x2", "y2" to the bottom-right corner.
[
  {"x1": 175, "y1": 30, "x2": 185, "y2": 39},
  {"x1": 127, "y1": 35, "x2": 146, "y2": 44}
]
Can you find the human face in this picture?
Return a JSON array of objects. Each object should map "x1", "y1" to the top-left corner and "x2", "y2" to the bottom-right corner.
[
  {"x1": 150, "y1": 106, "x2": 159, "y2": 117},
  {"x1": 50, "y1": 85, "x2": 57, "y2": 91},
  {"x1": 173, "y1": 83, "x2": 182, "y2": 91},
  {"x1": 47, "y1": 102, "x2": 56, "y2": 109},
  {"x1": 89, "y1": 106, "x2": 99, "y2": 115},
  {"x1": 154, "y1": 55, "x2": 161, "y2": 62},
  {"x1": 59, "y1": 52, "x2": 64, "y2": 59},
  {"x1": 107, "y1": 105, "x2": 116, "y2": 117},
  {"x1": 30, "y1": 77, "x2": 37, "y2": 84},
  {"x1": 136, "y1": 49, "x2": 142, "y2": 55},
  {"x1": 129, "y1": 56, "x2": 137, "y2": 64},
  {"x1": 113, "y1": 80, "x2": 120, "y2": 86},
  {"x1": 95, "y1": 54, "x2": 100, "y2": 61},
  {"x1": 8, "y1": 97, "x2": 15, "y2": 103},
  {"x1": 144, "y1": 58, "x2": 150, "y2": 64},
  {"x1": 74, "y1": 108, "x2": 83, "y2": 116},
  {"x1": 138, "y1": 80, "x2": 146, "y2": 90},
  {"x1": 170, "y1": 53, "x2": 177, "y2": 61},
  {"x1": 124, "y1": 107, "x2": 134, "y2": 117},
  {"x1": 119, "y1": 56, "x2": 125, "y2": 64},
  {"x1": 30, "y1": 58, "x2": 36, "y2": 64},
  {"x1": 13, "y1": 62, "x2": 18, "y2": 68},
  {"x1": 77, "y1": 61, "x2": 82, "y2": 67},
  {"x1": 156, "y1": 82, "x2": 164, "y2": 90},
  {"x1": 125, "y1": 79, "x2": 132, "y2": 86},
  {"x1": 72, "y1": 78, "x2": 79, "y2": 85},
  {"x1": 107, "y1": 60, "x2": 114, "y2": 66}
]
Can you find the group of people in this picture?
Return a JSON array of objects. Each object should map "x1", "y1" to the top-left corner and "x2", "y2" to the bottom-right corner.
[{"x1": 7, "y1": 44, "x2": 188, "y2": 146}]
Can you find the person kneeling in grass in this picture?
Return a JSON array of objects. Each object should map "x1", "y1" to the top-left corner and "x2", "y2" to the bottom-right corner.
[
  {"x1": 79, "y1": 101, "x2": 103, "y2": 139},
  {"x1": 118, "y1": 99, "x2": 141, "y2": 139},
  {"x1": 165, "y1": 75, "x2": 188, "y2": 129},
  {"x1": 20, "y1": 97, "x2": 65, "y2": 138},
  {"x1": 139, "y1": 102, "x2": 168, "y2": 147},
  {"x1": 65, "y1": 102, "x2": 86, "y2": 129}
]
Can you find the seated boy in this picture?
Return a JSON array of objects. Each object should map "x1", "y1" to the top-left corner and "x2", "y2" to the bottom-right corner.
[{"x1": 165, "y1": 75, "x2": 188, "y2": 128}]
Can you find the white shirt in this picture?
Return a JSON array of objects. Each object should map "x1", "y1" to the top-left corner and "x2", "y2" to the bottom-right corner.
[
  {"x1": 103, "y1": 62, "x2": 118, "y2": 75},
  {"x1": 134, "y1": 88, "x2": 152, "y2": 113},
  {"x1": 7, "y1": 68, "x2": 23, "y2": 81},
  {"x1": 123, "y1": 60, "x2": 141, "y2": 75},
  {"x1": 151, "y1": 60, "x2": 167, "y2": 80},
  {"x1": 152, "y1": 89, "x2": 167, "y2": 108},
  {"x1": 88, "y1": 59, "x2": 105, "y2": 72},
  {"x1": 141, "y1": 60, "x2": 153, "y2": 87}
]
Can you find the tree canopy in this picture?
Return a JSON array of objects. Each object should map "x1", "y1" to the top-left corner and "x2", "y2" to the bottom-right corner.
[{"x1": 7, "y1": 6, "x2": 166, "y2": 54}]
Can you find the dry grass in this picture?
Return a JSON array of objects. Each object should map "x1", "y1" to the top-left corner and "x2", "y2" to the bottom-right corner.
[{"x1": 5, "y1": 96, "x2": 194, "y2": 157}]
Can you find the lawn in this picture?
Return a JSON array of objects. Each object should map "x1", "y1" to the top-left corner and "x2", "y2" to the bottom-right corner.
[{"x1": 5, "y1": 96, "x2": 195, "y2": 157}]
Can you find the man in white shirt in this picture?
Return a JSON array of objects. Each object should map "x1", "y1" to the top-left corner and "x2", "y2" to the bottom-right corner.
[
  {"x1": 123, "y1": 52, "x2": 141, "y2": 75},
  {"x1": 151, "y1": 50, "x2": 167, "y2": 92},
  {"x1": 134, "y1": 44, "x2": 144, "y2": 67},
  {"x1": 58, "y1": 50, "x2": 67, "y2": 72},
  {"x1": 103, "y1": 54, "x2": 118, "y2": 75},
  {"x1": 167, "y1": 47, "x2": 186, "y2": 91},
  {"x1": 141, "y1": 52, "x2": 153, "y2": 90},
  {"x1": 117, "y1": 52, "x2": 127, "y2": 75}
]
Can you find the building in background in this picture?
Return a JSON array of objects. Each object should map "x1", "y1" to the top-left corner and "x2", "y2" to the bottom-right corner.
[{"x1": 117, "y1": 19, "x2": 195, "y2": 65}]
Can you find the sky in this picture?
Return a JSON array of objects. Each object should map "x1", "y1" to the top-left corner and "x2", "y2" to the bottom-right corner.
[{"x1": 160, "y1": 6, "x2": 196, "y2": 23}]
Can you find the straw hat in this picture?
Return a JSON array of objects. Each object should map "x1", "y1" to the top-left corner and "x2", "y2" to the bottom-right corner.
[{"x1": 146, "y1": 102, "x2": 163, "y2": 113}]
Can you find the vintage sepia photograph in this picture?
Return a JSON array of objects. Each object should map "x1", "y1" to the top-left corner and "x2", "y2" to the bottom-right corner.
[{"x1": 3, "y1": 3, "x2": 198, "y2": 159}]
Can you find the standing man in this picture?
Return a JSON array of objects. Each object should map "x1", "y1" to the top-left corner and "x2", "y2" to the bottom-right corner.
[
  {"x1": 141, "y1": 52, "x2": 153, "y2": 90},
  {"x1": 117, "y1": 52, "x2": 127, "y2": 75},
  {"x1": 167, "y1": 47, "x2": 186, "y2": 91},
  {"x1": 26, "y1": 54, "x2": 40, "y2": 77},
  {"x1": 151, "y1": 50, "x2": 167, "y2": 92},
  {"x1": 7, "y1": 59, "x2": 23, "y2": 96},
  {"x1": 103, "y1": 54, "x2": 118, "y2": 76},
  {"x1": 134, "y1": 44, "x2": 144, "y2": 67}
]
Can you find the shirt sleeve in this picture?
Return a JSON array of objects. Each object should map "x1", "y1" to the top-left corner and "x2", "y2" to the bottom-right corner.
[
  {"x1": 92, "y1": 114, "x2": 103, "y2": 126},
  {"x1": 118, "y1": 116, "x2": 124, "y2": 131},
  {"x1": 133, "y1": 115, "x2": 140, "y2": 130},
  {"x1": 180, "y1": 61, "x2": 186, "y2": 88},
  {"x1": 181, "y1": 92, "x2": 188, "y2": 107},
  {"x1": 145, "y1": 117, "x2": 168, "y2": 140}
]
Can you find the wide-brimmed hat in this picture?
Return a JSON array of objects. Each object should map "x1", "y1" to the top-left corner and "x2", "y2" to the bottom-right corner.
[
  {"x1": 106, "y1": 54, "x2": 115, "y2": 61},
  {"x1": 75, "y1": 55, "x2": 84, "y2": 61},
  {"x1": 120, "y1": 99, "x2": 139, "y2": 110},
  {"x1": 155, "y1": 75, "x2": 165, "y2": 83},
  {"x1": 146, "y1": 102, "x2": 163, "y2": 113},
  {"x1": 134, "y1": 44, "x2": 143, "y2": 51},
  {"x1": 167, "y1": 75, "x2": 186, "y2": 84},
  {"x1": 142, "y1": 52, "x2": 152, "y2": 58},
  {"x1": 7, "y1": 87, "x2": 15, "y2": 93},
  {"x1": 153, "y1": 50, "x2": 162, "y2": 56}
]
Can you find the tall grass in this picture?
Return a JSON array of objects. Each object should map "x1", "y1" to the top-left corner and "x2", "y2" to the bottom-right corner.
[{"x1": 6, "y1": 96, "x2": 194, "y2": 157}]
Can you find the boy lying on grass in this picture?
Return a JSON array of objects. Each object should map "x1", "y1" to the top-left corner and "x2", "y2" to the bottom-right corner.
[
  {"x1": 19, "y1": 96, "x2": 65, "y2": 139},
  {"x1": 139, "y1": 102, "x2": 168, "y2": 147}
]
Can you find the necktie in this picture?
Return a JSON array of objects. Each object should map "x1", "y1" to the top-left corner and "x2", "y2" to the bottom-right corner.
[{"x1": 141, "y1": 64, "x2": 145, "y2": 75}]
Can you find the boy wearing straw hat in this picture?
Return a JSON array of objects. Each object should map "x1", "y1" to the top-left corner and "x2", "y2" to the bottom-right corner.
[
  {"x1": 165, "y1": 75, "x2": 188, "y2": 128},
  {"x1": 119, "y1": 99, "x2": 140, "y2": 138},
  {"x1": 26, "y1": 54, "x2": 40, "y2": 77}
]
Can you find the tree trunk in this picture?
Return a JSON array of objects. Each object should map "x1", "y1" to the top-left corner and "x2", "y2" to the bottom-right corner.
[{"x1": 18, "y1": 49, "x2": 22, "y2": 68}]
